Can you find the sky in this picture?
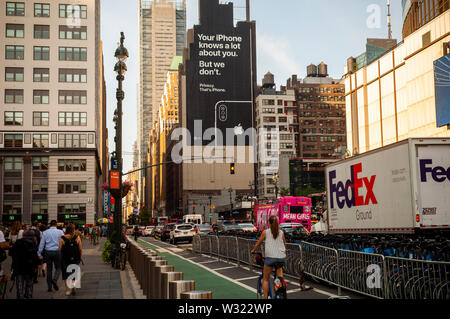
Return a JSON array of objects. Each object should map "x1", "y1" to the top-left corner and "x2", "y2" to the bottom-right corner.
[{"x1": 101, "y1": 0, "x2": 403, "y2": 173}]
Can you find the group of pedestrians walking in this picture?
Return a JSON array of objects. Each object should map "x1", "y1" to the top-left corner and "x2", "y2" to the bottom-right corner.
[{"x1": 0, "y1": 220, "x2": 83, "y2": 299}]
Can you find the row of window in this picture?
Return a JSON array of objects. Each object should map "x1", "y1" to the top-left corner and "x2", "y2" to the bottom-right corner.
[
  {"x1": 5, "y1": 24, "x2": 88, "y2": 40},
  {"x1": 5, "y1": 67, "x2": 87, "y2": 83},
  {"x1": 297, "y1": 87, "x2": 345, "y2": 94},
  {"x1": 3, "y1": 157, "x2": 87, "y2": 171},
  {"x1": 299, "y1": 103, "x2": 346, "y2": 110},
  {"x1": 4, "y1": 89, "x2": 87, "y2": 104},
  {"x1": 6, "y1": 3, "x2": 88, "y2": 19},
  {"x1": 299, "y1": 96, "x2": 345, "y2": 102},
  {"x1": 5, "y1": 45, "x2": 87, "y2": 61},
  {"x1": 3, "y1": 133, "x2": 90, "y2": 148},
  {"x1": 3, "y1": 202, "x2": 87, "y2": 216},
  {"x1": 302, "y1": 136, "x2": 346, "y2": 142},
  {"x1": 4, "y1": 111, "x2": 88, "y2": 126}
]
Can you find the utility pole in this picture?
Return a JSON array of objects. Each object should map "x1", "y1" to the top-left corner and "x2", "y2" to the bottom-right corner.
[{"x1": 387, "y1": 0, "x2": 392, "y2": 40}]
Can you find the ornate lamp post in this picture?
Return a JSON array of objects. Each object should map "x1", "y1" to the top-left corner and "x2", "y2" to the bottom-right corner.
[{"x1": 112, "y1": 32, "x2": 128, "y2": 249}]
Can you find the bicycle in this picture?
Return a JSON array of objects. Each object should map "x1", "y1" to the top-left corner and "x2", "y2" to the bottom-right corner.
[
  {"x1": 111, "y1": 242, "x2": 128, "y2": 271},
  {"x1": 253, "y1": 253, "x2": 287, "y2": 299}
]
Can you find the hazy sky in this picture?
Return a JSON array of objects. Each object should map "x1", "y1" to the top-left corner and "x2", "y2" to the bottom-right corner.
[{"x1": 101, "y1": 0, "x2": 403, "y2": 173}]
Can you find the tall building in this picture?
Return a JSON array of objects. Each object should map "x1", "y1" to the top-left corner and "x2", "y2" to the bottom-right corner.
[
  {"x1": 344, "y1": 4, "x2": 450, "y2": 154},
  {"x1": 138, "y1": 0, "x2": 186, "y2": 208},
  {"x1": 0, "y1": 0, "x2": 106, "y2": 226},
  {"x1": 255, "y1": 72, "x2": 298, "y2": 199},
  {"x1": 285, "y1": 63, "x2": 346, "y2": 196}
]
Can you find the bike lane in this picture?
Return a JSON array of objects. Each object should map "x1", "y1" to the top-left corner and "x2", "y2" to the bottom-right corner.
[{"x1": 137, "y1": 239, "x2": 256, "y2": 299}]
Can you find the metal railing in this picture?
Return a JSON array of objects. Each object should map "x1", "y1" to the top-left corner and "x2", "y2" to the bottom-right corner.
[{"x1": 192, "y1": 235, "x2": 450, "y2": 299}]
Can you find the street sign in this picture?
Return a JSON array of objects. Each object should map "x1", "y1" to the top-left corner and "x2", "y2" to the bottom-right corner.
[
  {"x1": 110, "y1": 171, "x2": 120, "y2": 189},
  {"x1": 209, "y1": 213, "x2": 213, "y2": 218},
  {"x1": 111, "y1": 158, "x2": 119, "y2": 170},
  {"x1": 133, "y1": 208, "x2": 138, "y2": 215}
]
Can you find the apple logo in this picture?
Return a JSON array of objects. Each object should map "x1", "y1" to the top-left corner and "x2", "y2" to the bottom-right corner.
[{"x1": 234, "y1": 124, "x2": 244, "y2": 135}]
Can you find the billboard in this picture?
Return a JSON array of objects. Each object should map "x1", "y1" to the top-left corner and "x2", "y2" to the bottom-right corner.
[
  {"x1": 434, "y1": 53, "x2": 450, "y2": 127},
  {"x1": 185, "y1": 0, "x2": 254, "y2": 146}
]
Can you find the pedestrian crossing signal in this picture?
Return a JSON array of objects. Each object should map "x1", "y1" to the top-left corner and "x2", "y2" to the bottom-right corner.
[{"x1": 230, "y1": 163, "x2": 235, "y2": 175}]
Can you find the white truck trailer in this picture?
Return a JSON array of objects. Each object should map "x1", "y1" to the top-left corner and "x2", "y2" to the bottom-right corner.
[{"x1": 325, "y1": 138, "x2": 450, "y2": 235}]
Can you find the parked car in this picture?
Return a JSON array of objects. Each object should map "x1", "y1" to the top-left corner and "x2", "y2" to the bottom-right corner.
[
  {"x1": 219, "y1": 223, "x2": 243, "y2": 233},
  {"x1": 169, "y1": 224, "x2": 195, "y2": 245},
  {"x1": 152, "y1": 226, "x2": 164, "y2": 239},
  {"x1": 138, "y1": 226, "x2": 145, "y2": 237},
  {"x1": 280, "y1": 223, "x2": 310, "y2": 237},
  {"x1": 161, "y1": 223, "x2": 176, "y2": 241},
  {"x1": 194, "y1": 224, "x2": 213, "y2": 235},
  {"x1": 238, "y1": 223, "x2": 258, "y2": 232},
  {"x1": 143, "y1": 226, "x2": 154, "y2": 237}
]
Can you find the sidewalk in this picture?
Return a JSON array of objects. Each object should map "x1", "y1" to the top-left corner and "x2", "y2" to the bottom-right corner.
[{"x1": 2, "y1": 237, "x2": 144, "y2": 300}]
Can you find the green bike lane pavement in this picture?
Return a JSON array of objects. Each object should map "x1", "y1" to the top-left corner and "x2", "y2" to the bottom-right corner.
[{"x1": 137, "y1": 239, "x2": 256, "y2": 299}]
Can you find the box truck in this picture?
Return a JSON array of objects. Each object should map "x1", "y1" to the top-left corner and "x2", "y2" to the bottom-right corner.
[{"x1": 325, "y1": 138, "x2": 450, "y2": 235}]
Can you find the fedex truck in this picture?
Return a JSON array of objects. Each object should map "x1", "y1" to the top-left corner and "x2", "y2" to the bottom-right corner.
[{"x1": 325, "y1": 138, "x2": 450, "y2": 235}]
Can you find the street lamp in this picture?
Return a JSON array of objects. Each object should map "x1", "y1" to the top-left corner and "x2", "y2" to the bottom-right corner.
[{"x1": 112, "y1": 32, "x2": 128, "y2": 254}]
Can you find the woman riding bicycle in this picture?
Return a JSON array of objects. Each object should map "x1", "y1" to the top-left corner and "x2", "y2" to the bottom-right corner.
[{"x1": 251, "y1": 215, "x2": 287, "y2": 299}]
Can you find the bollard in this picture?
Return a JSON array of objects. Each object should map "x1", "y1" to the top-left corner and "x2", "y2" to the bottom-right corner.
[
  {"x1": 149, "y1": 260, "x2": 168, "y2": 299},
  {"x1": 180, "y1": 291, "x2": 213, "y2": 299},
  {"x1": 153, "y1": 265, "x2": 174, "y2": 299},
  {"x1": 169, "y1": 280, "x2": 195, "y2": 299},
  {"x1": 161, "y1": 272, "x2": 183, "y2": 299},
  {"x1": 144, "y1": 255, "x2": 162, "y2": 299}
]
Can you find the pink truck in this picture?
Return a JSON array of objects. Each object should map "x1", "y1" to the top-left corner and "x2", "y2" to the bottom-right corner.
[{"x1": 254, "y1": 196, "x2": 312, "y2": 232}]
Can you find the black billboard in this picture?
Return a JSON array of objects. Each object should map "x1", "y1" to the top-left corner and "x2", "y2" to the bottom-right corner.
[{"x1": 185, "y1": 0, "x2": 254, "y2": 146}]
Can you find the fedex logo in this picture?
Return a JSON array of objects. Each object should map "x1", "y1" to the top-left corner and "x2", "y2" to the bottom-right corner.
[
  {"x1": 420, "y1": 159, "x2": 450, "y2": 183},
  {"x1": 329, "y1": 163, "x2": 378, "y2": 209}
]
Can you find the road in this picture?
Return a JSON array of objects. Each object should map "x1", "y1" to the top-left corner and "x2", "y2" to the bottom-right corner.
[{"x1": 138, "y1": 236, "x2": 367, "y2": 299}]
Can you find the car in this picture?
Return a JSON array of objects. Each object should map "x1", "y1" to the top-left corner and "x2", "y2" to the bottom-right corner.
[
  {"x1": 194, "y1": 224, "x2": 214, "y2": 235},
  {"x1": 280, "y1": 223, "x2": 310, "y2": 237},
  {"x1": 126, "y1": 225, "x2": 134, "y2": 235},
  {"x1": 143, "y1": 226, "x2": 154, "y2": 237},
  {"x1": 152, "y1": 226, "x2": 164, "y2": 239},
  {"x1": 238, "y1": 223, "x2": 258, "y2": 232},
  {"x1": 219, "y1": 224, "x2": 243, "y2": 232},
  {"x1": 169, "y1": 223, "x2": 195, "y2": 245},
  {"x1": 161, "y1": 223, "x2": 176, "y2": 241}
]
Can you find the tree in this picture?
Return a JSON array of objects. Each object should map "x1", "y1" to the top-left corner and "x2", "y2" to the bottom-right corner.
[
  {"x1": 127, "y1": 214, "x2": 137, "y2": 226},
  {"x1": 138, "y1": 207, "x2": 152, "y2": 226},
  {"x1": 294, "y1": 185, "x2": 324, "y2": 197},
  {"x1": 280, "y1": 187, "x2": 290, "y2": 197}
]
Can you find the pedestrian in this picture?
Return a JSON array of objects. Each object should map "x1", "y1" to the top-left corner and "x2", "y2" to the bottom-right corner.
[
  {"x1": 38, "y1": 220, "x2": 64, "y2": 292},
  {"x1": 9, "y1": 230, "x2": 39, "y2": 299},
  {"x1": 30, "y1": 221, "x2": 42, "y2": 284},
  {"x1": 9, "y1": 221, "x2": 23, "y2": 245},
  {"x1": 251, "y1": 215, "x2": 287, "y2": 299},
  {"x1": 83, "y1": 227, "x2": 88, "y2": 240},
  {"x1": 88, "y1": 225, "x2": 93, "y2": 244},
  {"x1": 38, "y1": 224, "x2": 47, "y2": 278},
  {"x1": 59, "y1": 224, "x2": 82, "y2": 296},
  {"x1": 133, "y1": 225, "x2": 139, "y2": 241}
]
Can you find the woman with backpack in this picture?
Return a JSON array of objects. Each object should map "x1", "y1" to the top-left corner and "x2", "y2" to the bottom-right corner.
[{"x1": 59, "y1": 224, "x2": 82, "y2": 296}]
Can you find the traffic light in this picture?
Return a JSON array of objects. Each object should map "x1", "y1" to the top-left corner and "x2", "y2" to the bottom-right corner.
[{"x1": 230, "y1": 163, "x2": 235, "y2": 175}]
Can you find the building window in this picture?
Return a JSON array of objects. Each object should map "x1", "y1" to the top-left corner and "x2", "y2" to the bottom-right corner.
[
  {"x1": 4, "y1": 184, "x2": 22, "y2": 193},
  {"x1": 33, "y1": 90, "x2": 50, "y2": 104},
  {"x1": 58, "y1": 134, "x2": 87, "y2": 148},
  {"x1": 4, "y1": 134, "x2": 23, "y2": 148},
  {"x1": 33, "y1": 134, "x2": 49, "y2": 148},
  {"x1": 34, "y1": 25, "x2": 50, "y2": 39},
  {"x1": 5, "y1": 45, "x2": 24, "y2": 60},
  {"x1": 58, "y1": 159, "x2": 87, "y2": 172},
  {"x1": 33, "y1": 112, "x2": 49, "y2": 126},
  {"x1": 58, "y1": 69, "x2": 87, "y2": 83},
  {"x1": 6, "y1": 24, "x2": 24, "y2": 38},
  {"x1": 3, "y1": 202, "x2": 22, "y2": 215},
  {"x1": 58, "y1": 47, "x2": 87, "y2": 61},
  {"x1": 4, "y1": 111, "x2": 23, "y2": 126},
  {"x1": 58, "y1": 90, "x2": 87, "y2": 104},
  {"x1": 59, "y1": 25, "x2": 87, "y2": 40},
  {"x1": 57, "y1": 182, "x2": 86, "y2": 194},
  {"x1": 33, "y1": 68, "x2": 50, "y2": 82},
  {"x1": 5, "y1": 67, "x2": 24, "y2": 82},
  {"x1": 5, "y1": 89, "x2": 23, "y2": 104},
  {"x1": 58, "y1": 204, "x2": 86, "y2": 214},
  {"x1": 4, "y1": 157, "x2": 22, "y2": 171},
  {"x1": 32, "y1": 184, "x2": 48, "y2": 193},
  {"x1": 32, "y1": 157, "x2": 49, "y2": 170},
  {"x1": 32, "y1": 202, "x2": 48, "y2": 214},
  {"x1": 34, "y1": 3, "x2": 50, "y2": 17},
  {"x1": 6, "y1": 2, "x2": 25, "y2": 16},
  {"x1": 59, "y1": 4, "x2": 87, "y2": 19},
  {"x1": 58, "y1": 112, "x2": 87, "y2": 126},
  {"x1": 33, "y1": 46, "x2": 50, "y2": 60}
]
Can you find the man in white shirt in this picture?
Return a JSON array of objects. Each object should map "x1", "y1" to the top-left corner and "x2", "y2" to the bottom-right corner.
[{"x1": 0, "y1": 228, "x2": 11, "y2": 277}]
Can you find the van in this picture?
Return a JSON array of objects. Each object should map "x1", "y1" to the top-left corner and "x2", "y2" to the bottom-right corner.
[{"x1": 183, "y1": 214, "x2": 203, "y2": 225}]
